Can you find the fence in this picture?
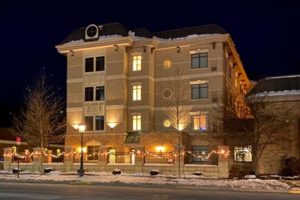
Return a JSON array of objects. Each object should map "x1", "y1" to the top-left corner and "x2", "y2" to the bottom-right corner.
[{"x1": 2, "y1": 146, "x2": 230, "y2": 178}]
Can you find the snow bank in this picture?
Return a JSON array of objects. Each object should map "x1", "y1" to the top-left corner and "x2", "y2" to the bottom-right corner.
[{"x1": 0, "y1": 171, "x2": 291, "y2": 191}]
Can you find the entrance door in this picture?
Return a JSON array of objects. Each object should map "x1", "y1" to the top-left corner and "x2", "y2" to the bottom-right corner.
[
  {"x1": 130, "y1": 149, "x2": 136, "y2": 164},
  {"x1": 108, "y1": 149, "x2": 116, "y2": 163}
]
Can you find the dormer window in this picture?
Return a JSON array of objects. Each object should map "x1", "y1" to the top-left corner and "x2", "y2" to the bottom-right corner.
[{"x1": 85, "y1": 24, "x2": 99, "y2": 40}]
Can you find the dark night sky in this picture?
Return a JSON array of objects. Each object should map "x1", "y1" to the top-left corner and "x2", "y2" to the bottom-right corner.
[{"x1": 0, "y1": 0, "x2": 300, "y2": 122}]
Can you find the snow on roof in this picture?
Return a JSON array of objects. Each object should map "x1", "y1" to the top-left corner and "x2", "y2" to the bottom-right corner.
[{"x1": 266, "y1": 74, "x2": 300, "y2": 80}]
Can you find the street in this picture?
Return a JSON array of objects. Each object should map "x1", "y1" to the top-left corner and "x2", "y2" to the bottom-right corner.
[{"x1": 0, "y1": 182, "x2": 298, "y2": 200}]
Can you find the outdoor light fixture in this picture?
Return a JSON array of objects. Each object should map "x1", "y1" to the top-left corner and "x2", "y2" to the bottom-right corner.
[
  {"x1": 155, "y1": 146, "x2": 165, "y2": 152},
  {"x1": 73, "y1": 123, "x2": 86, "y2": 177},
  {"x1": 107, "y1": 122, "x2": 118, "y2": 131},
  {"x1": 70, "y1": 50, "x2": 75, "y2": 57},
  {"x1": 114, "y1": 44, "x2": 118, "y2": 52}
]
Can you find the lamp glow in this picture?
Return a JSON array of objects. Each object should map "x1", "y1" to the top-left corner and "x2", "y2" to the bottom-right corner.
[{"x1": 155, "y1": 146, "x2": 165, "y2": 152}]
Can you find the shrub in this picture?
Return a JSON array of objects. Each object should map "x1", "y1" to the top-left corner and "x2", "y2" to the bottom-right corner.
[
  {"x1": 112, "y1": 168, "x2": 122, "y2": 175},
  {"x1": 150, "y1": 169, "x2": 159, "y2": 176},
  {"x1": 281, "y1": 157, "x2": 300, "y2": 176}
]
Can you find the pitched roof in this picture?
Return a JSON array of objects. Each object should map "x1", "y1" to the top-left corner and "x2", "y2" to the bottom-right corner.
[
  {"x1": 58, "y1": 23, "x2": 226, "y2": 45},
  {"x1": 131, "y1": 28, "x2": 152, "y2": 38},
  {"x1": 154, "y1": 24, "x2": 227, "y2": 39},
  {"x1": 247, "y1": 75, "x2": 300, "y2": 96},
  {"x1": 59, "y1": 22, "x2": 128, "y2": 45}
]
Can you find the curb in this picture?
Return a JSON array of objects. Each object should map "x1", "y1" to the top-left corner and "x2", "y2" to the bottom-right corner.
[
  {"x1": 0, "y1": 178, "x2": 291, "y2": 194},
  {"x1": 289, "y1": 187, "x2": 300, "y2": 194}
]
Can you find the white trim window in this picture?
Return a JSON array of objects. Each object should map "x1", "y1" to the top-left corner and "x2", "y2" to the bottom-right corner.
[
  {"x1": 132, "y1": 84, "x2": 142, "y2": 101},
  {"x1": 191, "y1": 83, "x2": 208, "y2": 99},
  {"x1": 132, "y1": 115, "x2": 141, "y2": 131},
  {"x1": 133, "y1": 55, "x2": 142, "y2": 71},
  {"x1": 191, "y1": 114, "x2": 208, "y2": 131},
  {"x1": 191, "y1": 53, "x2": 208, "y2": 68},
  {"x1": 234, "y1": 146, "x2": 252, "y2": 162}
]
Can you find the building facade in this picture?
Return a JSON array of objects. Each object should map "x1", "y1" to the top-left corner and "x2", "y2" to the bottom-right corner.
[
  {"x1": 56, "y1": 23, "x2": 250, "y2": 166},
  {"x1": 246, "y1": 75, "x2": 300, "y2": 174}
]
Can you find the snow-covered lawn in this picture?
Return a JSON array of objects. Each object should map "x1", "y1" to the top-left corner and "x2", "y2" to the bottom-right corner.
[{"x1": 0, "y1": 171, "x2": 291, "y2": 191}]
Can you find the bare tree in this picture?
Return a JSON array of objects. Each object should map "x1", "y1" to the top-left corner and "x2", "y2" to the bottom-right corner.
[
  {"x1": 12, "y1": 72, "x2": 65, "y2": 152},
  {"x1": 163, "y1": 67, "x2": 191, "y2": 177},
  {"x1": 213, "y1": 94, "x2": 292, "y2": 174}
]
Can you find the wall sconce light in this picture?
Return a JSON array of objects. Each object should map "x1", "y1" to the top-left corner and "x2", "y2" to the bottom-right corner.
[
  {"x1": 176, "y1": 46, "x2": 180, "y2": 53},
  {"x1": 155, "y1": 146, "x2": 165, "y2": 152},
  {"x1": 114, "y1": 45, "x2": 118, "y2": 52},
  {"x1": 70, "y1": 50, "x2": 75, "y2": 57},
  {"x1": 143, "y1": 46, "x2": 147, "y2": 52},
  {"x1": 107, "y1": 122, "x2": 119, "y2": 131}
]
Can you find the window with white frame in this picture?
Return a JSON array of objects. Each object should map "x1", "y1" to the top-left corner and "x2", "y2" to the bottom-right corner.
[
  {"x1": 191, "y1": 83, "x2": 208, "y2": 99},
  {"x1": 84, "y1": 116, "x2": 94, "y2": 131},
  {"x1": 191, "y1": 53, "x2": 208, "y2": 68},
  {"x1": 132, "y1": 55, "x2": 142, "y2": 71},
  {"x1": 132, "y1": 115, "x2": 141, "y2": 131},
  {"x1": 132, "y1": 84, "x2": 142, "y2": 101},
  {"x1": 191, "y1": 114, "x2": 208, "y2": 131},
  {"x1": 234, "y1": 146, "x2": 252, "y2": 162},
  {"x1": 85, "y1": 56, "x2": 105, "y2": 72},
  {"x1": 95, "y1": 116, "x2": 104, "y2": 131}
]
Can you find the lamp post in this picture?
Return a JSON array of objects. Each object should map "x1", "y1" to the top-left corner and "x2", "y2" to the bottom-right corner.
[
  {"x1": 176, "y1": 123, "x2": 184, "y2": 178},
  {"x1": 73, "y1": 124, "x2": 86, "y2": 177}
]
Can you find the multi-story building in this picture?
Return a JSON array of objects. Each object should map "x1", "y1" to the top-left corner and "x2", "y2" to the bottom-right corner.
[{"x1": 56, "y1": 22, "x2": 250, "y2": 165}]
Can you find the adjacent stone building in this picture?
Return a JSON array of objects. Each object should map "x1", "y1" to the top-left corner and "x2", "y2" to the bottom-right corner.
[
  {"x1": 246, "y1": 75, "x2": 300, "y2": 174},
  {"x1": 56, "y1": 22, "x2": 250, "y2": 170}
]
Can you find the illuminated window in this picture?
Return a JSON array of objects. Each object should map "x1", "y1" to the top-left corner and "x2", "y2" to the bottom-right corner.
[
  {"x1": 234, "y1": 146, "x2": 252, "y2": 162},
  {"x1": 133, "y1": 55, "x2": 142, "y2": 71},
  {"x1": 191, "y1": 53, "x2": 208, "y2": 68},
  {"x1": 87, "y1": 145, "x2": 100, "y2": 160},
  {"x1": 132, "y1": 84, "x2": 142, "y2": 101},
  {"x1": 192, "y1": 146, "x2": 209, "y2": 162},
  {"x1": 133, "y1": 115, "x2": 141, "y2": 131},
  {"x1": 191, "y1": 114, "x2": 208, "y2": 131}
]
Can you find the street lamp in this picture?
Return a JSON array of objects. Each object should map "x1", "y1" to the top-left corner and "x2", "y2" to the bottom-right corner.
[{"x1": 73, "y1": 123, "x2": 86, "y2": 177}]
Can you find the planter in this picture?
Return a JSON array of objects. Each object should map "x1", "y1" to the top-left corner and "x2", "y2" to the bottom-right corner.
[
  {"x1": 112, "y1": 169, "x2": 122, "y2": 175},
  {"x1": 193, "y1": 171, "x2": 202, "y2": 176},
  {"x1": 150, "y1": 169, "x2": 159, "y2": 176},
  {"x1": 12, "y1": 168, "x2": 22, "y2": 174},
  {"x1": 44, "y1": 168, "x2": 53, "y2": 174},
  {"x1": 77, "y1": 169, "x2": 86, "y2": 174}
]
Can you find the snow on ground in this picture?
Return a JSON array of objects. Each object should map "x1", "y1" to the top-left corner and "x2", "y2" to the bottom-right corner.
[{"x1": 0, "y1": 171, "x2": 291, "y2": 191}]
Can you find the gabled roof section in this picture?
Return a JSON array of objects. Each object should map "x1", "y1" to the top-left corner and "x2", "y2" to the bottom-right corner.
[
  {"x1": 59, "y1": 22, "x2": 128, "y2": 45},
  {"x1": 131, "y1": 28, "x2": 152, "y2": 38},
  {"x1": 247, "y1": 75, "x2": 300, "y2": 96},
  {"x1": 154, "y1": 24, "x2": 227, "y2": 39}
]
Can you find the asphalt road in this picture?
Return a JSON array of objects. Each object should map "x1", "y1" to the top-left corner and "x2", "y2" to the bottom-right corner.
[{"x1": 0, "y1": 182, "x2": 298, "y2": 200}]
